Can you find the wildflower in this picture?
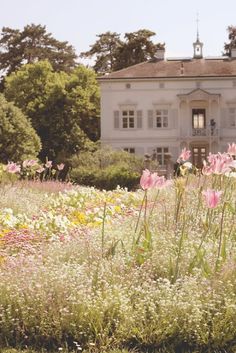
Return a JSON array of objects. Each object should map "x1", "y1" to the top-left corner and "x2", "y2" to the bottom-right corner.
[
  {"x1": 202, "y1": 189, "x2": 222, "y2": 208},
  {"x1": 23, "y1": 159, "x2": 38, "y2": 168},
  {"x1": 177, "y1": 147, "x2": 191, "y2": 163},
  {"x1": 6, "y1": 162, "x2": 21, "y2": 174},
  {"x1": 227, "y1": 142, "x2": 236, "y2": 156},
  {"x1": 45, "y1": 160, "x2": 52, "y2": 168},
  {"x1": 36, "y1": 166, "x2": 45, "y2": 174},
  {"x1": 57, "y1": 163, "x2": 65, "y2": 171}
]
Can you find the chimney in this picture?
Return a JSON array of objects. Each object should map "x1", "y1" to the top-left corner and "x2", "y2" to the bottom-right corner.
[
  {"x1": 231, "y1": 48, "x2": 236, "y2": 58},
  {"x1": 155, "y1": 46, "x2": 165, "y2": 60}
]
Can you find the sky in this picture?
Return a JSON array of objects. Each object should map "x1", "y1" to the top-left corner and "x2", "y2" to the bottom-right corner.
[{"x1": 1, "y1": 0, "x2": 236, "y2": 62}]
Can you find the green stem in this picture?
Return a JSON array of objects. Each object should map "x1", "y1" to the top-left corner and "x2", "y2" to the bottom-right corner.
[
  {"x1": 101, "y1": 202, "x2": 107, "y2": 258},
  {"x1": 215, "y1": 202, "x2": 226, "y2": 272}
]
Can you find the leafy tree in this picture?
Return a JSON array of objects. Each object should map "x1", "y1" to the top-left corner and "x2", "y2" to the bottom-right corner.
[
  {"x1": 0, "y1": 24, "x2": 77, "y2": 82},
  {"x1": 4, "y1": 61, "x2": 100, "y2": 161},
  {"x1": 65, "y1": 65, "x2": 100, "y2": 141},
  {"x1": 0, "y1": 94, "x2": 41, "y2": 163},
  {"x1": 224, "y1": 25, "x2": 236, "y2": 56},
  {"x1": 81, "y1": 31, "x2": 122, "y2": 73},
  {"x1": 81, "y1": 29, "x2": 164, "y2": 73},
  {"x1": 115, "y1": 29, "x2": 164, "y2": 70}
]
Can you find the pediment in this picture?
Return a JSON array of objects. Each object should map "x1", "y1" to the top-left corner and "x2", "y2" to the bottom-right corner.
[{"x1": 178, "y1": 89, "x2": 220, "y2": 101}]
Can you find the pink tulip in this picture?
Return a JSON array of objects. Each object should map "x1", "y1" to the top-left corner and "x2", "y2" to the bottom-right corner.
[
  {"x1": 227, "y1": 143, "x2": 236, "y2": 156},
  {"x1": 177, "y1": 148, "x2": 191, "y2": 163},
  {"x1": 57, "y1": 163, "x2": 65, "y2": 171},
  {"x1": 23, "y1": 159, "x2": 37, "y2": 168},
  {"x1": 45, "y1": 160, "x2": 52, "y2": 168},
  {"x1": 202, "y1": 189, "x2": 222, "y2": 208},
  {"x1": 36, "y1": 166, "x2": 45, "y2": 174},
  {"x1": 140, "y1": 169, "x2": 156, "y2": 190},
  {"x1": 6, "y1": 162, "x2": 21, "y2": 174}
]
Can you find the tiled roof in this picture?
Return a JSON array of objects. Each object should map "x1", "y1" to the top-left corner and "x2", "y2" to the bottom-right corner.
[{"x1": 98, "y1": 58, "x2": 236, "y2": 79}]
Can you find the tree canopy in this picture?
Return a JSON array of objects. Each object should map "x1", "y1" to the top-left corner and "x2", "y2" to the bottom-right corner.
[
  {"x1": 0, "y1": 24, "x2": 77, "y2": 82},
  {"x1": 0, "y1": 94, "x2": 41, "y2": 163},
  {"x1": 4, "y1": 61, "x2": 100, "y2": 161},
  {"x1": 224, "y1": 25, "x2": 236, "y2": 56},
  {"x1": 81, "y1": 29, "x2": 165, "y2": 73}
]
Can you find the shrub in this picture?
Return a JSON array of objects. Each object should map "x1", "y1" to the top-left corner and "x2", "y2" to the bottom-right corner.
[
  {"x1": 70, "y1": 145, "x2": 143, "y2": 190},
  {"x1": 71, "y1": 165, "x2": 140, "y2": 190},
  {"x1": 0, "y1": 94, "x2": 41, "y2": 163}
]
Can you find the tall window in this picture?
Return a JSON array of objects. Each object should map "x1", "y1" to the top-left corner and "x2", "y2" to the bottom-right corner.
[
  {"x1": 192, "y1": 109, "x2": 205, "y2": 129},
  {"x1": 154, "y1": 147, "x2": 169, "y2": 166},
  {"x1": 229, "y1": 108, "x2": 236, "y2": 127},
  {"x1": 155, "y1": 109, "x2": 168, "y2": 128},
  {"x1": 122, "y1": 110, "x2": 135, "y2": 128}
]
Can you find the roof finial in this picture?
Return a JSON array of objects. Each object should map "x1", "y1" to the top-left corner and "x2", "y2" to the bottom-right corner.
[{"x1": 196, "y1": 12, "x2": 200, "y2": 41}]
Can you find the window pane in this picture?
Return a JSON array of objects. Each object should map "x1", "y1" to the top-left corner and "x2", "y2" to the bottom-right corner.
[
  {"x1": 156, "y1": 110, "x2": 161, "y2": 116},
  {"x1": 122, "y1": 111, "x2": 127, "y2": 116},
  {"x1": 129, "y1": 118, "x2": 134, "y2": 128},
  {"x1": 163, "y1": 117, "x2": 168, "y2": 127},
  {"x1": 129, "y1": 110, "x2": 134, "y2": 116}
]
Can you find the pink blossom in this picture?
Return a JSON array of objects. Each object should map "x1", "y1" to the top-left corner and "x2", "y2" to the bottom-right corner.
[
  {"x1": 57, "y1": 163, "x2": 65, "y2": 171},
  {"x1": 23, "y1": 159, "x2": 37, "y2": 168},
  {"x1": 36, "y1": 166, "x2": 45, "y2": 174},
  {"x1": 6, "y1": 162, "x2": 21, "y2": 174},
  {"x1": 140, "y1": 169, "x2": 156, "y2": 190},
  {"x1": 204, "y1": 153, "x2": 232, "y2": 175},
  {"x1": 227, "y1": 143, "x2": 236, "y2": 156},
  {"x1": 202, "y1": 189, "x2": 222, "y2": 208},
  {"x1": 177, "y1": 148, "x2": 191, "y2": 163},
  {"x1": 154, "y1": 175, "x2": 172, "y2": 188},
  {"x1": 45, "y1": 160, "x2": 52, "y2": 168},
  {"x1": 202, "y1": 160, "x2": 212, "y2": 176}
]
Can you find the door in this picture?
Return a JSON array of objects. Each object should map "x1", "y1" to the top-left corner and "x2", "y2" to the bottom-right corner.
[{"x1": 192, "y1": 146, "x2": 207, "y2": 168}]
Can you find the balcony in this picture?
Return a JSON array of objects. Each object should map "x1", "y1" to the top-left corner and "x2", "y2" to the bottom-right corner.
[{"x1": 192, "y1": 128, "x2": 219, "y2": 137}]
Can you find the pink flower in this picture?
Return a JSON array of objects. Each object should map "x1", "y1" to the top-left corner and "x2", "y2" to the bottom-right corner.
[
  {"x1": 6, "y1": 162, "x2": 21, "y2": 174},
  {"x1": 23, "y1": 159, "x2": 37, "y2": 168},
  {"x1": 227, "y1": 143, "x2": 236, "y2": 156},
  {"x1": 140, "y1": 169, "x2": 156, "y2": 190},
  {"x1": 154, "y1": 175, "x2": 172, "y2": 188},
  {"x1": 177, "y1": 148, "x2": 191, "y2": 163},
  {"x1": 36, "y1": 166, "x2": 45, "y2": 174},
  {"x1": 202, "y1": 160, "x2": 212, "y2": 176},
  {"x1": 202, "y1": 189, "x2": 222, "y2": 208},
  {"x1": 45, "y1": 160, "x2": 52, "y2": 168},
  {"x1": 57, "y1": 163, "x2": 65, "y2": 171}
]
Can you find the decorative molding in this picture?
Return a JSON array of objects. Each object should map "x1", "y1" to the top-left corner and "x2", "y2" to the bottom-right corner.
[{"x1": 178, "y1": 88, "x2": 220, "y2": 101}]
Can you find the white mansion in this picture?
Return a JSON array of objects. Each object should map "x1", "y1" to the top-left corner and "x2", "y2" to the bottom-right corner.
[{"x1": 98, "y1": 37, "x2": 236, "y2": 168}]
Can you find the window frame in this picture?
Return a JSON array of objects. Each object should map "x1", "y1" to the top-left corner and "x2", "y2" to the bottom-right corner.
[
  {"x1": 155, "y1": 109, "x2": 169, "y2": 128},
  {"x1": 154, "y1": 147, "x2": 169, "y2": 166},
  {"x1": 121, "y1": 110, "x2": 136, "y2": 129}
]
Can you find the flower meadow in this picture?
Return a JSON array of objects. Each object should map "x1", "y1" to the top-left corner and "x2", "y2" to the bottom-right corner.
[{"x1": 1, "y1": 147, "x2": 236, "y2": 353}]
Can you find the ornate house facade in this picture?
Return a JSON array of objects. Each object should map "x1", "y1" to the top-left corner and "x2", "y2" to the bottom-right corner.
[{"x1": 98, "y1": 37, "x2": 236, "y2": 168}]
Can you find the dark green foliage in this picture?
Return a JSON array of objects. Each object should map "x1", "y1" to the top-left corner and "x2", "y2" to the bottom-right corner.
[
  {"x1": 70, "y1": 146, "x2": 143, "y2": 190},
  {"x1": 81, "y1": 29, "x2": 165, "y2": 73},
  {"x1": 71, "y1": 165, "x2": 140, "y2": 190},
  {"x1": 224, "y1": 25, "x2": 236, "y2": 56},
  {"x1": 0, "y1": 24, "x2": 77, "y2": 81},
  {"x1": 0, "y1": 94, "x2": 41, "y2": 163}
]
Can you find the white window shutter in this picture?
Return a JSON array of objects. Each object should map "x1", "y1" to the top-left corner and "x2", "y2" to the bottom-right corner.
[
  {"x1": 170, "y1": 109, "x2": 178, "y2": 128},
  {"x1": 148, "y1": 110, "x2": 154, "y2": 128},
  {"x1": 220, "y1": 108, "x2": 227, "y2": 128},
  {"x1": 137, "y1": 110, "x2": 143, "y2": 129},
  {"x1": 114, "y1": 111, "x2": 120, "y2": 129}
]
